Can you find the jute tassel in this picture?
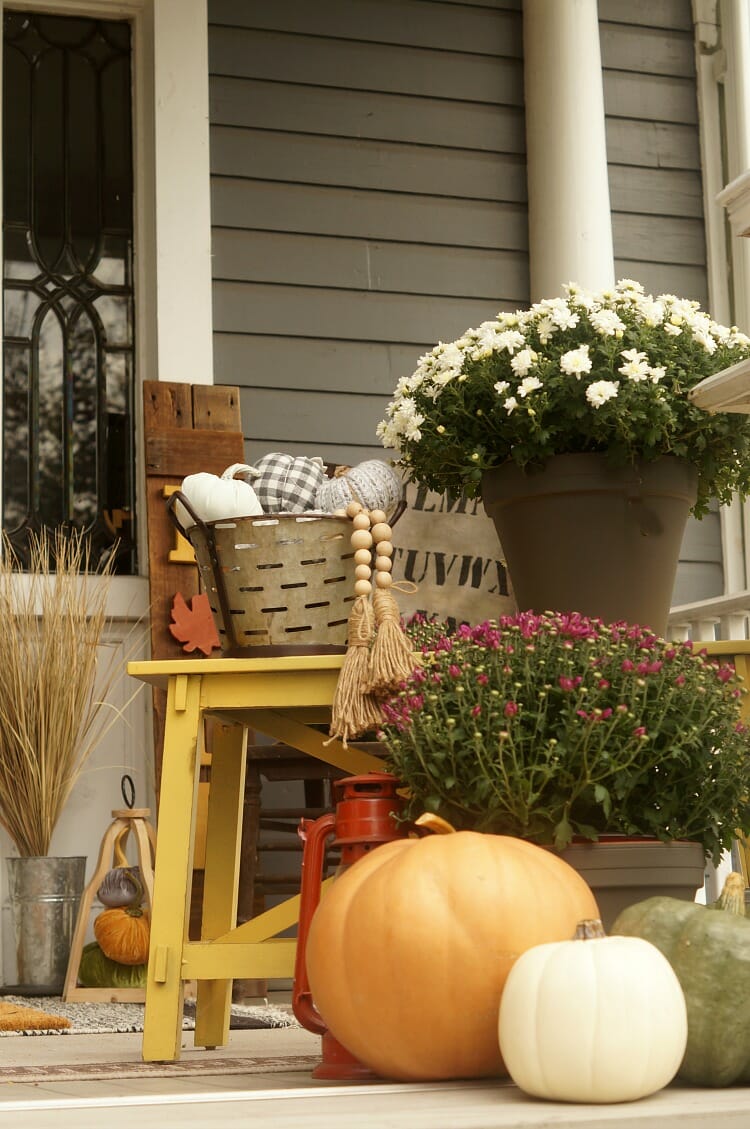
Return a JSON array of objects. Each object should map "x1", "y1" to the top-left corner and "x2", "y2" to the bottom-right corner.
[
  {"x1": 368, "y1": 586, "x2": 415, "y2": 696},
  {"x1": 327, "y1": 594, "x2": 383, "y2": 745},
  {"x1": 365, "y1": 509, "x2": 415, "y2": 696}
]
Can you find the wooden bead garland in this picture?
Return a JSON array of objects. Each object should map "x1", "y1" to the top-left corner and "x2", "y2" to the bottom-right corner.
[
  {"x1": 345, "y1": 509, "x2": 397, "y2": 596},
  {"x1": 351, "y1": 506, "x2": 414, "y2": 696},
  {"x1": 329, "y1": 502, "x2": 415, "y2": 745},
  {"x1": 327, "y1": 505, "x2": 380, "y2": 744}
]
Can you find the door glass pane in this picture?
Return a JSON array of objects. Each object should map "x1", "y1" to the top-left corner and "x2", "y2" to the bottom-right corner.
[{"x1": 2, "y1": 10, "x2": 136, "y2": 571}]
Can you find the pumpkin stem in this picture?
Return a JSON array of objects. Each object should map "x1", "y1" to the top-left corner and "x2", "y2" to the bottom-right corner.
[
  {"x1": 125, "y1": 904, "x2": 145, "y2": 919},
  {"x1": 573, "y1": 918, "x2": 606, "y2": 940},
  {"x1": 413, "y1": 812, "x2": 457, "y2": 835},
  {"x1": 711, "y1": 871, "x2": 746, "y2": 917}
]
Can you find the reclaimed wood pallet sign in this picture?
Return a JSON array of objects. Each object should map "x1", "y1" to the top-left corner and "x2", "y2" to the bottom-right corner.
[{"x1": 143, "y1": 381, "x2": 246, "y2": 782}]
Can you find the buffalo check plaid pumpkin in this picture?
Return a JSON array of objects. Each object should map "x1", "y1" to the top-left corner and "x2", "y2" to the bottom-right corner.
[{"x1": 248, "y1": 452, "x2": 327, "y2": 512}]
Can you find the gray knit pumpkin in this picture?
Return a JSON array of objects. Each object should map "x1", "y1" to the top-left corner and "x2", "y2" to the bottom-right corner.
[{"x1": 315, "y1": 459, "x2": 404, "y2": 518}]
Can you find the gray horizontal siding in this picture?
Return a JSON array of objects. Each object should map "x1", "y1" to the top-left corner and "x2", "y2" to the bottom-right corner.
[
  {"x1": 209, "y1": 26, "x2": 522, "y2": 104},
  {"x1": 214, "y1": 335, "x2": 418, "y2": 396},
  {"x1": 210, "y1": 77, "x2": 526, "y2": 153},
  {"x1": 211, "y1": 179, "x2": 528, "y2": 251},
  {"x1": 211, "y1": 229, "x2": 527, "y2": 300},
  {"x1": 213, "y1": 281, "x2": 507, "y2": 346},
  {"x1": 598, "y1": 0, "x2": 692, "y2": 31},
  {"x1": 602, "y1": 7, "x2": 707, "y2": 306},
  {"x1": 608, "y1": 166, "x2": 703, "y2": 217},
  {"x1": 208, "y1": 0, "x2": 523, "y2": 56},
  {"x1": 210, "y1": 127, "x2": 527, "y2": 202},
  {"x1": 208, "y1": 0, "x2": 528, "y2": 462},
  {"x1": 672, "y1": 509, "x2": 724, "y2": 605},
  {"x1": 606, "y1": 119, "x2": 700, "y2": 170},
  {"x1": 601, "y1": 4, "x2": 719, "y2": 604}
]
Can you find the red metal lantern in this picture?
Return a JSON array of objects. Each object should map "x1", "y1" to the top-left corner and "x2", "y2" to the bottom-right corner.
[{"x1": 292, "y1": 772, "x2": 410, "y2": 1079}]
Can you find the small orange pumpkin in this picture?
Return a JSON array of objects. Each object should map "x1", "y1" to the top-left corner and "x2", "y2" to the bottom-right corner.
[
  {"x1": 94, "y1": 905, "x2": 150, "y2": 965},
  {"x1": 305, "y1": 831, "x2": 599, "y2": 1081}
]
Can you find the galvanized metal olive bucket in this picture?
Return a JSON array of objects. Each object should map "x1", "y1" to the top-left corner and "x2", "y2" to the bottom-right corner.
[{"x1": 6, "y1": 856, "x2": 86, "y2": 993}]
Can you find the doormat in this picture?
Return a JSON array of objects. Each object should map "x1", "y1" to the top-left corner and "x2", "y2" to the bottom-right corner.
[
  {"x1": 0, "y1": 996, "x2": 298, "y2": 1036},
  {"x1": 0, "y1": 1001, "x2": 70, "y2": 1033},
  {"x1": 0, "y1": 1053, "x2": 320, "y2": 1084}
]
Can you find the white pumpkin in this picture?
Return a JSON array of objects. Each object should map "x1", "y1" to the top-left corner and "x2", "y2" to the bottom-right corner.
[
  {"x1": 176, "y1": 468, "x2": 263, "y2": 526},
  {"x1": 497, "y1": 919, "x2": 687, "y2": 1104}
]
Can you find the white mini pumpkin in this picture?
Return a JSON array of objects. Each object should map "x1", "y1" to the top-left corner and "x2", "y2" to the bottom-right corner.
[
  {"x1": 176, "y1": 468, "x2": 263, "y2": 526},
  {"x1": 497, "y1": 919, "x2": 687, "y2": 1104}
]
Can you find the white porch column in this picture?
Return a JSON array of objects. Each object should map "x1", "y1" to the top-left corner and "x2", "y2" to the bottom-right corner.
[
  {"x1": 523, "y1": 0, "x2": 615, "y2": 300},
  {"x1": 152, "y1": 0, "x2": 214, "y2": 385}
]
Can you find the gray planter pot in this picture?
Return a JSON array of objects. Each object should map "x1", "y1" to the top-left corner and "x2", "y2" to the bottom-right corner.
[
  {"x1": 5, "y1": 855, "x2": 86, "y2": 994},
  {"x1": 481, "y1": 454, "x2": 698, "y2": 635},
  {"x1": 556, "y1": 839, "x2": 706, "y2": 931}
]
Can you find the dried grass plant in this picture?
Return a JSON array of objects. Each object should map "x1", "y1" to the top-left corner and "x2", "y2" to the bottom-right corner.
[{"x1": 0, "y1": 529, "x2": 122, "y2": 856}]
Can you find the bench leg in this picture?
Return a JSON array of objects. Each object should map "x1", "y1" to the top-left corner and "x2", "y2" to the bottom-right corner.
[
  {"x1": 194, "y1": 720, "x2": 248, "y2": 1048},
  {"x1": 142, "y1": 674, "x2": 203, "y2": 1062}
]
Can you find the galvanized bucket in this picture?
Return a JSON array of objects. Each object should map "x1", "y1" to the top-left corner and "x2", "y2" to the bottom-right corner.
[{"x1": 6, "y1": 856, "x2": 86, "y2": 993}]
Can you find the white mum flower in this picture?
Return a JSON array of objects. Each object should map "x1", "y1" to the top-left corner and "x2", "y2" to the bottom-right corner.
[
  {"x1": 619, "y1": 348, "x2": 650, "y2": 381},
  {"x1": 648, "y1": 366, "x2": 666, "y2": 383},
  {"x1": 615, "y1": 279, "x2": 645, "y2": 296},
  {"x1": 436, "y1": 342, "x2": 465, "y2": 369},
  {"x1": 467, "y1": 323, "x2": 500, "y2": 357},
  {"x1": 504, "y1": 396, "x2": 519, "y2": 414},
  {"x1": 590, "y1": 309, "x2": 626, "y2": 336},
  {"x1": 564, "y1": 283, "x2": 596, "y2": 310},
  {"x1": 693, "y1": 330, "x2": 718, "y2": 354},
  {"x1": 636, "y1": 298, "x2": 665, "y2": 327},
  {"x1": 550, "y1": 305, "x2": 579, "y2": 330},
  {"x1": 496, "y1": 329, "x2": 526, "y2": 354},
  {"x1": 493, "y1": 380, "x2": 510, "y2": 395},
  {"x1": 535, "y1": 316, "x2": 556, "y2": 344},
  {"x1": 560, "y1": 344, "x2": 592, "y2": 377},
  {"x1": 510, "y1": 348, "x2": 537, "y2": 376},
  {"x1": 586, "y1": 380, "x2": 620, "y2": 408},
  {"x1": 517, "y1": 375, "x2": 543, "y2": 398},
  {"x1": 664, "y1": 323, "x2": 682, "y2": 337}
]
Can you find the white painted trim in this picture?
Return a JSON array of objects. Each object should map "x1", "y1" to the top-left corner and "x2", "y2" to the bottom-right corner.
[
  {"x1": 152, "y1": 0, "x2": 213, "y2": 388},
  {"x1": 693, "y1": 1, "x2": 732, "y2": 322},
  {"x1": 522, "y1": 0, "x2": 614, "y2": 298},
  {"x1": 717, "y1": 169, "x2": 750, "y2": 237},
  {"x1": 717, "y1": 0, "x2": 750, "y2": 332},
  {"x1": 695, "y1": 2, "x2": 750, "y2": 597}
]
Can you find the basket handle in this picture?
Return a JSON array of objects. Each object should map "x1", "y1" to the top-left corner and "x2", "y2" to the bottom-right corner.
[{"x1": 166, "y1": 490, "x2": 207, "y2": 538}]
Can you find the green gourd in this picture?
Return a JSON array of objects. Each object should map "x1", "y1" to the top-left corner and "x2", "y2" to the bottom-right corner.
[
  {"x1": 78, "y1": 942, "x2": 147, "y2": 989},
  {"x1": 612, "y1": 872, "x2": 750, "y2": 1087}
]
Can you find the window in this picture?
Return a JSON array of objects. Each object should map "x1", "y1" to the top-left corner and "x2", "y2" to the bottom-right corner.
[{"x1": 2, "y1": 9, "x2": 136, "y2": 571}]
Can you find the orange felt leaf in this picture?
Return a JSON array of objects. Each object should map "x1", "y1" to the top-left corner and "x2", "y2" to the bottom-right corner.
[{"x1": 169, "y1": 592, "x2": 221, "y2": 656}]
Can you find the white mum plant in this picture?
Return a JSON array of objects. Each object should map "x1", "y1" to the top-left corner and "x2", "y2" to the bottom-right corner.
[{"x1": 377, "y1": 280, "x2": 750, "y2": 518}]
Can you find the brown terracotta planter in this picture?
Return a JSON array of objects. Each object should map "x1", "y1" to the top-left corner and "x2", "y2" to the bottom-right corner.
[
  {"x1": 481, "y1": 454, "x2": 698, "y2": 635},
  {"x1": 556, "y1": 839, "x2": 706, "y2": 931}
]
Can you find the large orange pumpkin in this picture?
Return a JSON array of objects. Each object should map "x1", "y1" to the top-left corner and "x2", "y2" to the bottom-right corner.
[{"x1": 305, "y1": 832, "x2": 599, "y2": 1081}]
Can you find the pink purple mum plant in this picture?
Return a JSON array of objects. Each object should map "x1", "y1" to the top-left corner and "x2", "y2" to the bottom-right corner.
[{"x1": 380, "y1": 611, "x2": 750, "y2": 863}]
